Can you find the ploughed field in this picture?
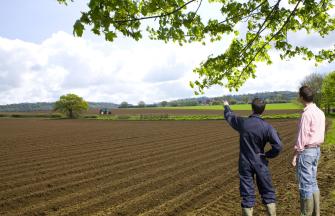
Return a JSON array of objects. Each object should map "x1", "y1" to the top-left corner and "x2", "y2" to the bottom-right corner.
[{"x1": 0, "y1": 119, "x2": 333, "y2": 215}]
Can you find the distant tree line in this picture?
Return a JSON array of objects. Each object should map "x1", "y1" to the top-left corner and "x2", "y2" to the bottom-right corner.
[
  {"x1": 300, "y1": 71, "x2": 335, "y2": 114},
  {"x1": 157, "y1": 91, "x2": 298, "y2": 107},
  {"x1": 116, "y1": 91, "x2": 299, "y2": 109},
  {"x1": 0, "y1": 102, "x2": 118, "y2": 112},
  {"x1": 0, "y1": 91, "x2": 301, "y2": 112}
]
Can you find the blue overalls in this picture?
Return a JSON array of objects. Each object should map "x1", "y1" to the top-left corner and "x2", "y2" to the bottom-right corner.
[{"x1": 224, "y1": 105, "x2": 282, "y2": 208}]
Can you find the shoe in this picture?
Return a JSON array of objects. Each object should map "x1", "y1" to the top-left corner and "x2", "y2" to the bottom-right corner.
[
  {"x1": 242, "y1": 207, "x2": 253, "y2": 216},
  {"x1": 266, "y1": 203, "x2": 276, "y2": 216}
]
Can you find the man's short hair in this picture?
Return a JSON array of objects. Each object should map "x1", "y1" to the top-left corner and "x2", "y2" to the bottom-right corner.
[
  {"x1": 299, "y1": 86, "x2": 314, "y2": 103},
  {"x1": 252, "y1": 98, "x2": 266, "y2": 115}
]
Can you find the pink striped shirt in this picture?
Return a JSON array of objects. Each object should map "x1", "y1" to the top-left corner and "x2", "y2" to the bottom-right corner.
[{"x1": 295, "y1": 103, "x2": 325, "y2": 152}]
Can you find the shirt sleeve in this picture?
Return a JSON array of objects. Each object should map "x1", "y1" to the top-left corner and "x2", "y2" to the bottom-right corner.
[
  {"x1": 295, "y1": 114, "x2": 309, "y2": 151},
  {"x1": 224, "y1": 105, "x2": 243, "y2": 131},
  {"x1": 265, "y1": 126, "x2": 283, "y2": 158}
]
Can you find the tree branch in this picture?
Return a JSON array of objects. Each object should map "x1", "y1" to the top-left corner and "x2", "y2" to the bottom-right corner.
[
  {"x1": 235, "y1": 0, "x2": 302, "y2": 86},
  {"x1": 240, "y1": 0, "x2": 282, "y2": 55},
  {"x1": 192, "y1": 0, "x2": 203, "y2": 20}
]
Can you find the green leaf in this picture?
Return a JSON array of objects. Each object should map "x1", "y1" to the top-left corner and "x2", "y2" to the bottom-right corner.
[
  {"x1": 73, "y1": 20, "x2": 84, "y2": 37},
  {"x1": 105, "y1": 31, "x2": 117, "y2": 41}
]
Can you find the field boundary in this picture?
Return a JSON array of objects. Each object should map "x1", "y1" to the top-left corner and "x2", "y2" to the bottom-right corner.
[
  {"x1": 94, "y1": 114, "x2": 300, "y2": 121},
  {"x1": 0, "y1": 113, "x2": 301, "y2": 120},
  {"x1": 325, "y1": 114, "x2": 335, "y2": 149},
  {"x1": 155, "y1": 103, "x2": 301, "y2": 110}
]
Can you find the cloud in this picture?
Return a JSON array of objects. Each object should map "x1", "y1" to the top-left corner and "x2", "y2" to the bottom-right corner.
[
  {"x1": 287, "y1": 30, "x2": 335, "y2": 50},
  {"x1": 0, "y1": 31, "x2": 216, "y2": 105},
  {"x1": 143, "y1": 54, "x2": 188, "y2": 83},
  {"x1": 0, "y1": 30, "x2": 334, "y2": 105}
]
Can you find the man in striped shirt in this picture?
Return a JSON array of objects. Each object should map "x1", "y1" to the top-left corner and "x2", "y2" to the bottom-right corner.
[{"x1": 292, "y1": 86, "x2": 325, "y2": 216}]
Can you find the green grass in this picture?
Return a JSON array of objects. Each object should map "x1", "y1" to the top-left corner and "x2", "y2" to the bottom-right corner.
[
  {"x1": 325, "y1": 115, "x2": 335, "y2": 148},
  {"x1": 96, "y1": 115, "x2": 224, "y2": 121},
  {"x1": 157, "y1": 103, "x2": 301, "y2": 110},
  {"x1": 96, "y1": 113, "x2": 300, "y2": 121}
]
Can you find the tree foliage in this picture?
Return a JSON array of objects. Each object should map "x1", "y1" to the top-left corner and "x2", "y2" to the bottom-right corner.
[
  {"x1": 160, "y1": 101, "x2": 168, "y2": 107},
  {"x1": 300, "y1": 72, "x2": 324, "y2": 107},
  {"x1": 119, "y1": 101, "x2": 129, "y2": 108},
  {"x1": 54, "y1": 93, "x2": 89, "y2": 118},
  {"x1": 138, "y1": 101, "x2": 146, "y2": 107},
  {"x1": 58, "y1": 0, "x2": 335, "y2": 94},
  {"x1": 321, "y1": 71, "x2": 335, "y2": 114}
]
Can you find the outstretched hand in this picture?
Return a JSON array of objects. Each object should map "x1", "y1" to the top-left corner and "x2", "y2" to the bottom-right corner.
[{"x1": 223, "y1": 100, "x2": 229, "y2": 106}]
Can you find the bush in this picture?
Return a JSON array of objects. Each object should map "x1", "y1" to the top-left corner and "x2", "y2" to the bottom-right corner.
[
  {"x1": 140, "y1": 114, "x2": 169, "y2": 120},
  {"x1": 11, "y1": 114, "x2": 24, "y2": 118},
  {"x1": 83, "y1": 115, "x2": 98, "y2": 119},
  {"x1": 117, "y1": 115, "x2": 131, "y2": 120}
]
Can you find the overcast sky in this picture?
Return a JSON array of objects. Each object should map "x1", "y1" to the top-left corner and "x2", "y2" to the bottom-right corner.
[{"x1": 0, "y1": 0, "x2": 334, "y2": 105}]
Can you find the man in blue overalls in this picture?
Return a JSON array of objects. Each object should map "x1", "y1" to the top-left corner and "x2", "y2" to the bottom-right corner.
[{"x1": 223, "y1": 98, "x2": 282, "y2": 216}]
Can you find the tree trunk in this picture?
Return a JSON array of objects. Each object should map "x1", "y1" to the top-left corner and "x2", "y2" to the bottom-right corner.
[{"x1": 69, "y1": 109, "x2": 73, "y2": 118}]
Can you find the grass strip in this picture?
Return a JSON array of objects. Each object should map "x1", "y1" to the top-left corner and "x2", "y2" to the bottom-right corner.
[
  {"x1": 95, "y1": 113, "x2": 300, "y2": 121},
  {"x1": 156, "y1": 103, "x2": 301, "y2": 111},
  {"x1": 325, "y1": 114, "x2": 335, "y2": 148}
]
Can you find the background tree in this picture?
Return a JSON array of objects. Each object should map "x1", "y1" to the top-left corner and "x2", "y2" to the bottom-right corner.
[
  {"x1": 300, "y1": 72, "x2": 324, "y2": 107},
  {"x1": 54, "y1": 93, "x2": 88, "y2": 118},
  {"x1": 321, "y1": 71, "x2": 335, "y2": 114},
  {"x1": 228, "y1": 98, "x2": 238, "y2": 105},
  {"x1": 119, "y1": 101, "x2": 129, "y2": 108},
  {"x1": 160, "y1": 101, "x2": 168, "y2": 107},
  {"x1": 169, "y1": 101, "x2": 178, "y2": 107},
  {"x1": 138, "y1": 101, "x2": 146, "y2": 107},
  {"x1": 241, "y1": 95, "x2": 249, "y2": 104},
  {"x1": 211, "y1": 100, "x2": 222, "y2": 105},
  {"x1": 58, "y1": 0, "x2": 335, "y2": 94}
]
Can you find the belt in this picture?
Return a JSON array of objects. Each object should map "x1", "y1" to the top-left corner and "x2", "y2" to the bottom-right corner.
[{"x1": 305, "y1": 145, "x2": 320, "y2": 149}]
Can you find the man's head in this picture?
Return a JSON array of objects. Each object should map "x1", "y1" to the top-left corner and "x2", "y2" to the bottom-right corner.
[
  {"x1": 299, "y1": 86, "x2": 314, "y2": 104},
  {"x1": 251, "y1": 98, "x2": 266, "y2": 115}
]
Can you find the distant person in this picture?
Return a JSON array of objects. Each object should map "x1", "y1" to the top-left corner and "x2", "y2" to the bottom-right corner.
[
  {"x1": 223, "y1": 98, "x2": 282, "y2": 216},
  {"x1": 291, "y1": 86, "x2": 325, "y2": 216}
]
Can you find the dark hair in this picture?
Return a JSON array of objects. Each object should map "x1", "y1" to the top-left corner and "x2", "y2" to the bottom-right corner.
[
  {"x1": 299, "y1": 86, "x2": 314, "y2": 102},
  {"x1": 251, "y1": 98, "x2": 266, "y2": 114}
]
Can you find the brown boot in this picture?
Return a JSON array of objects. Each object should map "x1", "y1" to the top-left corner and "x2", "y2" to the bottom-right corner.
[
  {"x1": 266, "y1": 203, "x2": 276, "y2": 216},
  {"x1": 312, "y1": 191, "x2": 320, "y2": 216},
  {"x1": 242, "y1": 207, "x2": 253, "y2": 216},
  {"x1": 300, "y1": 198, "x2": 314, "y2": 216}
]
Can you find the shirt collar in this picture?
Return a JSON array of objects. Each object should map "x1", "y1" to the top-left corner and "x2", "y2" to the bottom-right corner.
[
  {"x1": 303, "y1": 103, "x2": 315, "y2": 112},
  {"x1": 249, "y1": 113, "x2": 263, "y2": 119}
]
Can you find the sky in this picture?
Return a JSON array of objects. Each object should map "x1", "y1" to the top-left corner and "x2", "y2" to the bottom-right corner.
[{"x1": 0, "y1": 0, "x2": 334, "y2": 105}]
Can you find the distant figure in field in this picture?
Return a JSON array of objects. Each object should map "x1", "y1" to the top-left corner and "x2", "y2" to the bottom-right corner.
[
  {"x1": 223, "y1": 98, "x2": 282, "y2": 216},
  {"x1": 291, "y1": 86, "x2": 325, "y2": 216}
]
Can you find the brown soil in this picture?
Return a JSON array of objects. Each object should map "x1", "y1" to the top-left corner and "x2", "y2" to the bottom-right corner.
[{"x1": 0, "y1": 119, "x2": 333, "y2": 216}]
